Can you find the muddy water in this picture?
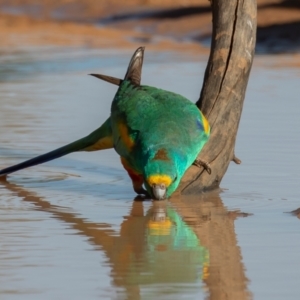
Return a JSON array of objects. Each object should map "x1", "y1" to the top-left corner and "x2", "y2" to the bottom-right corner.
[{"x1": 0, "y1": 49, "x2": 299, "y2": 300}]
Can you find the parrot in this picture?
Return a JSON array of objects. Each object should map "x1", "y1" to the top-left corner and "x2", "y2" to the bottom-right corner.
[{"x1": 0, "y1": 47, "x2": 210, "y2": 200}]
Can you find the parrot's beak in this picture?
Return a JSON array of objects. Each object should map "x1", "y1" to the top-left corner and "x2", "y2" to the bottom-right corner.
[{"x1": 152, "y1": 184, "x2": 167, "y2": 200}]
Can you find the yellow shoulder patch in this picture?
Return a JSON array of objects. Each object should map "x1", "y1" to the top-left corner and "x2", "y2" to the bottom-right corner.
[
  {"x1": 83, "y1": 136, "x2": 113, "y2": 151},
  {"x1": 200, "y1": 111, "x2": 210, "y2": 135},
  {"x1": 118, "y1": 121, "x2": 135, "y2": 150}
]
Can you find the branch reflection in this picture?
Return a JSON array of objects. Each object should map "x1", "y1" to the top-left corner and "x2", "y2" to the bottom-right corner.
[{"x1": 0, "y1": 179, "x2": 251, "y2": 299}]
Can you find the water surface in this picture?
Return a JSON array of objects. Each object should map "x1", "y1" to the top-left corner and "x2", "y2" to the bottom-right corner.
[{"x1": 0, "y1": 49, "x2": 299, "y2": 299}]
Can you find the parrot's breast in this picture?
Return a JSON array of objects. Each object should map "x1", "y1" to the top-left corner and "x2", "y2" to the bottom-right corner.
[{"x1": 110, "y1": 81, "x2": 210, "y2": 198}]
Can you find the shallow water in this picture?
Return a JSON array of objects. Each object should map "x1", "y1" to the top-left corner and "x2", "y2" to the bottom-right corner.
[{"x1": 0, "y1": 49, "x2": 299, "y2": 300}]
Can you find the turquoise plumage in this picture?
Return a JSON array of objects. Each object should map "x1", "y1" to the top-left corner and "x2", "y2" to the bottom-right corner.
[
  {"x1": 112, "y1": 81, "x2": 210, "y2": 197},
  {"x1": 0, "y1": 47, "x2": 210, "y2": 200}
]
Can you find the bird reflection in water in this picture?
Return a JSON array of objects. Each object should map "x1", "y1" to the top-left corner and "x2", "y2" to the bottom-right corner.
[
  {"x1": 146, "y1": 202, "x2": 209, "y2": 281},
  {"x1": 0, "y1": 178, "x2": 250, "y2": 299},
  {"x1": 108, "y1": 199, "x2": 209, "y2": 296}
]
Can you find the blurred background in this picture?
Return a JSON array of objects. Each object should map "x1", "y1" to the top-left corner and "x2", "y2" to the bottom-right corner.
[{"x1": 0, "y1": 0, "x2": 299, "y2": 54}]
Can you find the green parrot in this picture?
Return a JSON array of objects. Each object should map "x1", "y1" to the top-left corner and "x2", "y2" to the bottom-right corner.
[{"x1": 0, "y1": 47, "x2": 210, "y2": 200}]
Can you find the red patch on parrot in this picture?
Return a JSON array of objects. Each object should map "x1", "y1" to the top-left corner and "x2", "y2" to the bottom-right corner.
[
  {"x1": 152, "y1": 149, "x2": 170, "y2": 161},
  {"x1": 120, "y1": 157, "x2": 144, "y2": 187}
]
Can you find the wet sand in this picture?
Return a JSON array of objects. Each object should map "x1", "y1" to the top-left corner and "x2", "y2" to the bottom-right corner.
[
  {"x1": 0, "y1": 49, "x2": 299, "y2": 299},
  {"x1": 0, "y1": 0, "x2": 300, "y2": 54},
  {"x1": 0, "y1": 12, "x2": 207, "y2": 55}
]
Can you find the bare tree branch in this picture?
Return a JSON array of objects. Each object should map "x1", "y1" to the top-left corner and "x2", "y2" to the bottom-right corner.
[{"x1": 177, "y1": 0, "x2": 257, "y2": 195}]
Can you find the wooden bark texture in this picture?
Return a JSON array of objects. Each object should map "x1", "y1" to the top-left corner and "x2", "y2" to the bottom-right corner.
[{"x1": 177, "y1": 0, "x2": 257, "y2": 195}]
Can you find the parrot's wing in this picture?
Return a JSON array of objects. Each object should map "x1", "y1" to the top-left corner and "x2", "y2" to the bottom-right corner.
[
  {"x1": 0, "y1": 117, "x2": 113, "y2": 177},
  {"x1": 90, "y1": 46, "x2": 145, "y2": 87}
]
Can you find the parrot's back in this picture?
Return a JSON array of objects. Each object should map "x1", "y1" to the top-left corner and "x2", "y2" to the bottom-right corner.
[{"x1": 111, "y1": 81, "x2": 210, "y2": 180}]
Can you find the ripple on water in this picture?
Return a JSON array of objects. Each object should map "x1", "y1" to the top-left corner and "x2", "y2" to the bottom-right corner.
[{"x1": 0, "y1": 50, "x2": 300, "y2": 299}]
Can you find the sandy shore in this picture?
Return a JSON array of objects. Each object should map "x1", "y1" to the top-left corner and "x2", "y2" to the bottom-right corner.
[
  {"x1": 0, "y1": 0, "x2": 299, "y2": 55},
  {"x1": 0, "y1": 12, "x2": 208, "y2": 55}
]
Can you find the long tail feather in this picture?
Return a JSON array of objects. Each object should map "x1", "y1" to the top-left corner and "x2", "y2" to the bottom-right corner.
[
  {"x1": 89, "y1": 47, "x2": 145, "y2": 87},
  {"x1": 0, "y1": 140, "x2": 87, "y2": 177},
  {"x1": 124, "y1": 46, "x2": 144, "y2": 86},
  {"x1": 89, "y1": 74, "x2": 122, "y2": 86},
  {"x1": 0, "y1": 118, "x2": 113, "y2": 177}
]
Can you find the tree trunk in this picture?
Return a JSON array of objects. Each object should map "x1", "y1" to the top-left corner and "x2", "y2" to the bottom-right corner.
[{"x1": 177, "y1": 0, "x2": 257, "y2": 195}]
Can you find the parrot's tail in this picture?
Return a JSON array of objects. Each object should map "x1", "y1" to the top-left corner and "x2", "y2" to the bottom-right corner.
[
  {"x1": 90, "y1": 46, "x2": 145, "y2": 87},
  {"x1": 0, "y1": 118, "x2": 113, "y2": 177},
  {"x1": 123, "y1": 46, "x2": 144, "y2": 86}
]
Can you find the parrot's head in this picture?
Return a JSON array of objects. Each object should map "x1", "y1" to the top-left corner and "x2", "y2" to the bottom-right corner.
[{"x1": 143, "y1": 149, "x2": 181, "y2": 200}]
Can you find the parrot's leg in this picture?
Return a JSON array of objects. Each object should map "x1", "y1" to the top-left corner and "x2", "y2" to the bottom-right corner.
[
  {"x1": 193, "y1": 159, "x2": 212, "y2": 174},
  {"x1": 120, "y1": 157, "x2": 149, "y2": 195}
]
